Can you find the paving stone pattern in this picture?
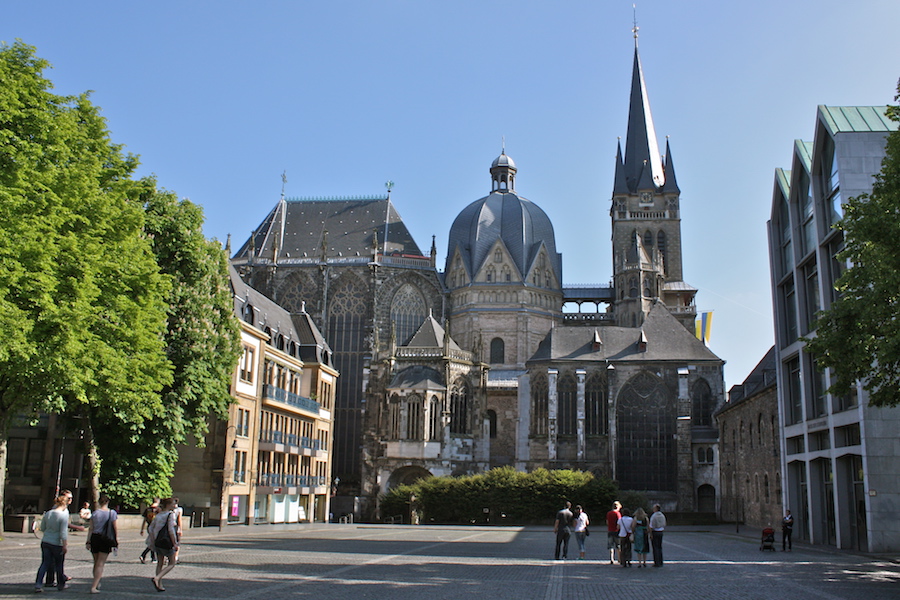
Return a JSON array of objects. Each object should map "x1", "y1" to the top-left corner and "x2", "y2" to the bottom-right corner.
[{"x1": 1, "y1": 524, "x2": 897, "y2": 599}]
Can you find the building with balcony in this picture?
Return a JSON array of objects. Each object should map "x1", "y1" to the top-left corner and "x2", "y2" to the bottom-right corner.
[
  {"x1": 767, "y1": 105, "x2": 900, "y2": 552},
  {"x1": 171, "y1": 266, "x2": 336, "y2": 525}
]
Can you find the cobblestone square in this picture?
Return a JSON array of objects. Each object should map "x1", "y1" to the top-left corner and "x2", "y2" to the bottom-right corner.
[{"x1": 2, "y1": 524, "x2": 897, "y2": 599}]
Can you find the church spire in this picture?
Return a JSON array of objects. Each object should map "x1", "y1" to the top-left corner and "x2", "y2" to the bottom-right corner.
[
  {"x1": 613, "y1": 139, "x2": 629, "y2": 195},
  {"x1": 622, "y1": 41, "x2": 665, "y2": 192},
  {"x1": 661, "y1": 138, "x2": 681, "y2": 194}
]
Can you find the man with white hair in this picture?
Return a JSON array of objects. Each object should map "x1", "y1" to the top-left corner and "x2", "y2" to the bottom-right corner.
[{"x1": 649, "y1": 504, "x2": 666, "y2": 567}]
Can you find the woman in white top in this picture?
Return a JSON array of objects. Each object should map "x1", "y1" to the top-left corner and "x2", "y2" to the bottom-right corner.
[
  {"x1": 572, "y1": 505, "x2": 590, "y2": 560},
  {"x1": 148, "y1": 498, "x2": 180, "y2": 592},
  {"x1": 617, "y1": 508, "x2": 635, "y2": 567}
]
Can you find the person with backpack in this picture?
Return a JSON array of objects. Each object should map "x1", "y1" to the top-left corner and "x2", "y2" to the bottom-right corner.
[
  {"x1": 140, "y1": 498, "x2": 160, "y2": 564},
  {"x1": 86, "y1": 494, "x2": 118, "y2": 593},
  {"x1": 148, "y1": 498, "x2": 180, "y2": 592}
]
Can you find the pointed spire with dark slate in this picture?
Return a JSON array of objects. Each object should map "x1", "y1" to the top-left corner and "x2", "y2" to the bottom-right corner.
[
  {"x1": 613, "y1": 139, "x2": 630, "y2": 195},
  {"x1": 661, "y1": 138, "x2": 681, "y2": 194},
  {"x1": 623, "y1": 40, "x2": 665, "y2": 192}
]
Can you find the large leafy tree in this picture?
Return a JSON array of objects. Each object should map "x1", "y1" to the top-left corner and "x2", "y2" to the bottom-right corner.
[
  {"x1": 807, "y1": 81, "x2": 900, "y2": 408},
  {"x1": 0, "y1": 41, "x2": 172, "y2": 513},
  {"x1": 96, "y1": 179, "x2": 241, "y2": 503}
]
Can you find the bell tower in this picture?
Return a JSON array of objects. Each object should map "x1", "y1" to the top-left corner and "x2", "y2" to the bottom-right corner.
[{"x1": 610, "y1": 34, "x2": 695, "y2": 330}]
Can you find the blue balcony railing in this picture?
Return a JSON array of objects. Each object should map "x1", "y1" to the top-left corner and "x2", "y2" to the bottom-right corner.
[
  {"x1": 263, "y1": 384, "x2": 320, "y2": 414},
  {"x1": 258, "y1": 473, "x2": 327, "y2": 488}
]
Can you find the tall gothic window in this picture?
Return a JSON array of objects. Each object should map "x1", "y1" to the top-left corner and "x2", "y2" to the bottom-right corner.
[
  {"x1": 330, "y1": 275, "x2": 369, "y2": 479},
  {"x1": 490, "y1": 337, "x2": 505, "y2": 364},
  {"x1": 643, "y1": 230, "x2": 653, "y2": 249},
  {"x1": 585, "y1": 372, "x2": 606, "y2": 435},
  {"x1": 404, "y1": 394, "x2": 422, "y2": 440},
  {"x1": 531, "y1": 374, "x2": 548, "y2": 435},
  {"x1": 657, "y1": 230, "x2": 667, "y2": 265},
  {"x1": 691, "y1": 379, "x2": 714, "y2": 426},
  {"x1": 427, "y1": 395, "x2": 442, "y2": 441},
  {"x1": 558, "y1": 372, "x2": 577, "y2": 436},
  {"x1": 616, "y1": 371, "x2": 675, "y2": 491},
  {"x1": 449, "y1": 379, "x2": 470, "y2": 435},
  {"x1": 387, "y1": 394, "x2": 401, "y2": 439},
  {"x1": 391, "y1": 283, "x2": 427, "y2": 346}
]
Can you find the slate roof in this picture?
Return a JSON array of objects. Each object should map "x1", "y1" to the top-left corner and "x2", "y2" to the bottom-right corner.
[
  {"x1": 405, "y1": 311, "x2": 463, "y2": 352},
  {"x1": 528, "y1": 302, "x2": 721, "y2": 365},
  {"x1": 721, "y1": 346, "x2": 777, "y2": 411},
  {"x1": 230, "y1": 265, "x2": 333, "y2": 367},
  {"x1": 232, "y1": 197, "x2": 424, "y2": 261},
  {"x1": 387, "y1": 365, "x2": 446, "y2": 391}
]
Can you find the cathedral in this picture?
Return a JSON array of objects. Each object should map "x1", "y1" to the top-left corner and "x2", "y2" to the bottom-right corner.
[{"x1": 231, "y1": 39, "x2": 724, "y2": 517}]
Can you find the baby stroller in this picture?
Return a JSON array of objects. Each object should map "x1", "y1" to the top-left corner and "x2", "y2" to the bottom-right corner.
[{"x1": 760, "y1": 527, "x2": 776, "y2": 551}]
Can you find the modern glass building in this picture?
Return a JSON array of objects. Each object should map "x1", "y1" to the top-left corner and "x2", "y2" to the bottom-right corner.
[{"x1": 767, "y1": 105, "x2": 900, "y2": 552}]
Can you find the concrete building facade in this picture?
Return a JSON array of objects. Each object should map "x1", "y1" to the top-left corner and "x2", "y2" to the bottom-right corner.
[{"x1": 767, "y1": 105, "x2": 900, "y2": 552}]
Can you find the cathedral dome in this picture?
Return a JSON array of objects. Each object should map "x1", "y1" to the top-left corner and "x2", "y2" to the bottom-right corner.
[
  {"x1": 491, "y1": 152, "x2": 516, "y2": 169},
  {"x1": 445, "y1": 153, "x2": 560, "y2": 283}
]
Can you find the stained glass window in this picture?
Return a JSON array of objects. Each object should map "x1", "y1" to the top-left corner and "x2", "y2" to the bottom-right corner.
[{"x1": 616, "y1": 371, "x2": 675, "y2": 491}]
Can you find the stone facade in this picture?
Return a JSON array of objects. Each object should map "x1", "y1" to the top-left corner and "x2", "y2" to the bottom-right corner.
[
  {"x1": 717, "y1": 347, "x2": 783, "y2": 530},
  {"x1": 231, "y1": 41, "x2": 725, "y2": 519}
]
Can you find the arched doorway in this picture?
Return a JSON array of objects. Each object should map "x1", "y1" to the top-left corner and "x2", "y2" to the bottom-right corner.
[
  {"x1": 698, "y1": 484, "x2": 716, "y2": 513},
  {"x1": 386, "y1": 465, "x2": 433, "y2": 490}
]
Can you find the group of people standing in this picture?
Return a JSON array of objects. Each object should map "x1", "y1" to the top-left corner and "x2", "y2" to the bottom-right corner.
[
  {"x1": 33, "y1": 492, "x2": 183, "y2": 594},
  {"x1": 554, "y1": 500, "x2": 666, "y2": 567}
]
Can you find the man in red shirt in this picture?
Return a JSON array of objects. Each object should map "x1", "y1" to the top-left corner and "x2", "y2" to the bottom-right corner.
[{"x1": 606, "y1": 501, "x2": 622, "y2": 564}]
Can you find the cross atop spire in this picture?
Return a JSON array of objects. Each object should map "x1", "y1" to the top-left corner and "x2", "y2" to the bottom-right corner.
[{"x1": 632, "y1": 3, "x2": 639, "y2": 43}]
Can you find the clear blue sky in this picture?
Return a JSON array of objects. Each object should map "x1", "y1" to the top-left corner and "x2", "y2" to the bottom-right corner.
[{"x1": 5, "y1": 1, "x2": 900, "y2": 389}]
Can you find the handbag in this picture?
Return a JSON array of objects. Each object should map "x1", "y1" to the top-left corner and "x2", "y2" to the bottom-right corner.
[
  {"x1": 584, "y1": 526, "x2": 590, "y2": 536},
  {"x1": 155, "y1": 514, "x2": 174, "y2": 550}
]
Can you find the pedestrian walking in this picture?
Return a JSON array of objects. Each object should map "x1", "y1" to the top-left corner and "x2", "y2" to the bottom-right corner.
[
  {"x1": 41, "y1": 489, "x2": 74, "y2": 588},
  {"x1": 632, "y1": 507, "x2": 649, "y2": 567},
  {"x1": 782, "y1": 509, "x2": 794, "y2": 552},
  {"x1": 148, "y1": 498, "x2": 180, "y2": 592},
  {"x1": 553, "y1": 501, "x2": 574, "y2": 560},
  {"x1": 605, "y1": 500, "x2": 622, "y2": 564},
  {"x1": 140, "y1": 499, "x2": 160, "y2": 564},
  {"x1": 87, "y1": 494, "x2": 118, "y2": 593},
  {"x1": 34, "y1": 491, "x2": 70, "y2": 592},
  {"x1": 572, "y1": 505, "x2": 590, "y2": 560},
  {"x1": 649, "y1": 504, "x2": 666, "y2": 567}
]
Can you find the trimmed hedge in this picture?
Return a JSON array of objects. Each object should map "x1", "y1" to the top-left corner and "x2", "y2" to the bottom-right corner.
[{"x1": 379, "y1": 467, "x2": 619, "y2": 525}]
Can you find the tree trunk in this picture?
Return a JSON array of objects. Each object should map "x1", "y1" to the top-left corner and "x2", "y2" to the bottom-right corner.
[
  {"x1": 0, "y1": 434, "x2": 7, "y2": 523},
  {"x1": 82, "y1": 417, "x2": 101, "y2": 507}
]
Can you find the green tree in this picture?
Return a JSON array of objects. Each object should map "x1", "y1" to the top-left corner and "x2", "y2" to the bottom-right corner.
[
  {"x1": 806, "y1": 82, "x2": 900, "y2": 408},
  {"x1": 0, "y1": 41, "x2": 172, "y2": 513},
  {"x1": 95, "y1": 179, "x2": 241, "y2": 503}
]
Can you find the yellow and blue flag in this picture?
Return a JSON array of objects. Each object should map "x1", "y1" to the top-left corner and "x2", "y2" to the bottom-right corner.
[{"x1": 695, "y1": 311, "x2": 713, "y2": 345}]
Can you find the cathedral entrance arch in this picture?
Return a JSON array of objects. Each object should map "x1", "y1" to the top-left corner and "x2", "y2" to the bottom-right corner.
[
  {"x1": 697, "y1": 484, "x2": 716, "y2": 513},
  {"x1": 387, "y1": 465, "x2": 433, "y2": 490},
  {"x1": 615, "y1": 371, "x2": 676, "y2": 491}
]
